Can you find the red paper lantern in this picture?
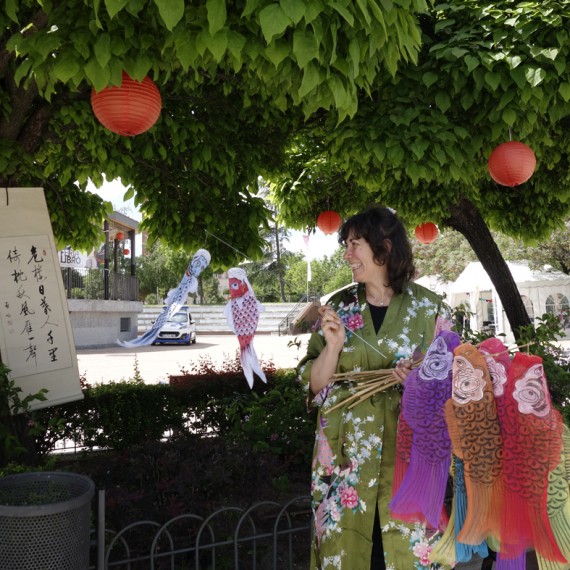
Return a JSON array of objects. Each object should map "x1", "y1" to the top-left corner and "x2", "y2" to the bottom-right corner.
[
  {"x1": 115, "y1": 232, "x2": 124, "y2": 241},
  {"x1": 123, "y1": 248, "x2": 130, "y2": 256},
  {"x1": 488, "y1": 141, "x2": 536, "y2": 187},
  {"x1": 316, "y1": 210, "x2": 342, "y2": 234},
  {"x1": 415, "y1": 222, "x2": 439, "y2": 244},
  {"x1": 91, "y1": 72, "x2": 162, "y2": 136}
]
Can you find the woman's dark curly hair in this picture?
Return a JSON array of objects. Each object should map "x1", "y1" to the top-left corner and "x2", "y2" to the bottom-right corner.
[{"x1": 339, "y1": 206, "x2": 415, "y2": 295}]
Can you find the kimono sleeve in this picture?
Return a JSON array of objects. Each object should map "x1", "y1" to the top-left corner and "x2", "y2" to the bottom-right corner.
[{"x1": 296, "y1": 330, "x2": 327, "y2": 407}]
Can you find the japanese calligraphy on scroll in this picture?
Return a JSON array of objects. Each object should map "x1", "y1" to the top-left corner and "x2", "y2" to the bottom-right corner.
[{"x1": 0, "y1": 188, "x2": 82, "y2": 410}]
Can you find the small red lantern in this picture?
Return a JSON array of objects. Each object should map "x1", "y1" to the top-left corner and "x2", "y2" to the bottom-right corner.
[
  {"x1": 488, "y1": 141, "x2": 536, "y2": 187},
  {"x1": 415, "y1": 222, "x2": 439, "y2": 244},
  {"x1": 115, "y1": 232, "x2": 124, "y2": 241},
  {"x1": 316, "y1": 210, "x2": 342, "y2": 234},
  {"x1": 91, "y1": 72, "x2": 162, "y2": 136},
  {"x1": 123, "y1": 248, "x2": 130, "y2": 256}
]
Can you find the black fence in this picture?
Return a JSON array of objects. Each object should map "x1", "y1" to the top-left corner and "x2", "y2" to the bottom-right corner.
[{"x1": 61, "y1": 268, "x2": 139, "y2": 302}]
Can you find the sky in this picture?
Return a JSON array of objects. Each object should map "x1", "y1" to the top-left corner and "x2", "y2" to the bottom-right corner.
[{"x1": 87, "y1": 177, "x2": 341, "y2": 260}]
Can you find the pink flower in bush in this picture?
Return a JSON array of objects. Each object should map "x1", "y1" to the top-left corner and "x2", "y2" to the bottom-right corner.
[{"x1": 339, "y1": 485, "x2": 358, "y2": 509}]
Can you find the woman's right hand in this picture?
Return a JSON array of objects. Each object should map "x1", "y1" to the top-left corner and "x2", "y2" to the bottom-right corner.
[
  {"x1": 318, "y1": 305, "x2": 346, "y2": 353},
  {"x1": 309, "y1": 306, "x2": 346, "y2": 394}
]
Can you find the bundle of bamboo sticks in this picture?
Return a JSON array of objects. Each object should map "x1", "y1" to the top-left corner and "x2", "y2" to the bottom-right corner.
[{"x1": 324, "y1": 369, "x2": 405, "y2": 414}]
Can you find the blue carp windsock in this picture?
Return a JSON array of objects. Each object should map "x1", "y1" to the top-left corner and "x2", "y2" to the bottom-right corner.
[
  {"x1": 496, "y1": 352, "x2": 565, "y2": 566},
  {"x1": 444, "y1": 343, "x2": 504, "y2": 546},
  {"x1": 223, "y1": 268, "x2": 266, "y2": 388},
  {"x1": 118, "y1": 249, "x2": 211, "y2": 347},
  {"x1": 390, "y1": 330, "x2": 460, "y2": 530}
]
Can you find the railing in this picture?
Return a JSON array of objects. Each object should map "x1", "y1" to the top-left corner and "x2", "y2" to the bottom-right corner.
[
  {"x1": 91, "y1": 493, "x2": 312, "y2": 570},
  {"x1": 277, "y1": 294, "x2": 321, "y2": 336},
  {"x1": 61, "y1": 267, "x2": 139, "y2": 301}
]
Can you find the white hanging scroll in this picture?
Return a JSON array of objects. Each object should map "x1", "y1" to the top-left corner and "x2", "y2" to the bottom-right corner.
[{"x1": 0, "y1": 188, "x2": 82, "y2": 410}]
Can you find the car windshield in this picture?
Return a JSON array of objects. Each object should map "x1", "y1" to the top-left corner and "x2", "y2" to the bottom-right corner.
[{"x1": 167, "y1": 312, "x2": 188, "y2": 324}]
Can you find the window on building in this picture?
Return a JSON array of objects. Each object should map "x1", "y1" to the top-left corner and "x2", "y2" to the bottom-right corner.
[
  {"x1": 545, "y1": 295, "x2": 556, "y2": 315},
  {"x1": 120, "y1": 317, "x2": 131, "y2": 332},
  {"x1": 558, "y1": 294, "x2": 569, "y2": 312}
]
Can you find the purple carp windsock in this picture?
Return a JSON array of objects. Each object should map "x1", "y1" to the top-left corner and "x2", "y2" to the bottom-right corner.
[
  {"x1": 390, "y1": 330, "x2": 460, "y2": 530},
  {"x1": 496, "y1": 352, "x2": 565, "y2": 566},
  {"x1": 223, "y1": 268, "x2": 266, "y2": 388},
  {"x1": 445, "y1": 343, "x2": 503, "y2": 546},
  {"x1": 118, "y1": 249, "x2": 210, "y2": 347}
]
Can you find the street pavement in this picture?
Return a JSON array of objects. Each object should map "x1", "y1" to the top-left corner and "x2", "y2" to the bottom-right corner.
[{"x1": 76, "y1": 333, "x2": 310, "y2": 384}]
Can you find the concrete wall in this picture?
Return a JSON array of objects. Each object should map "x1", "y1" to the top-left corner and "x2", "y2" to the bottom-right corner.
[{"x1": 68, "y1": 299, "x2": 143, "y2": 348}]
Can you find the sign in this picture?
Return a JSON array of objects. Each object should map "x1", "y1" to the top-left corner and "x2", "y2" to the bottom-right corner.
[{"x1": 0, "y1": 188, "x2": 82, "y2": 410}]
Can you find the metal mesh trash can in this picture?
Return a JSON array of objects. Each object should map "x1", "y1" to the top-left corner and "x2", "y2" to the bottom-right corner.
[{"x1": 0, "y1": 471, "x2": 95, "y2": 570}]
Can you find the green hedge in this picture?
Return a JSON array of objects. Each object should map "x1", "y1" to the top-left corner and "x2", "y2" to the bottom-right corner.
[{"x1": 30, "y1": 369, "x2": 315, "y2": 466}]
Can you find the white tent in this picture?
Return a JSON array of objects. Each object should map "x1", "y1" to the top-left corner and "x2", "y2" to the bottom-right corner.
[{"x1": 448, "y1": 261, "x2": 570, "y2": 343}]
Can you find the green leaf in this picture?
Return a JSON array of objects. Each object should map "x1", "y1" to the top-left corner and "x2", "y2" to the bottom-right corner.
[
  {"x1": 464, "y1": 55, "x2": 479, "y2": 73},
  {"x1": 510, "y1": 67, "x2": 526, "y2": 89},
  {"x1": 330, "y1": 2, "x2": 354, "y2": 26},
  {"x1": 265, "y1": 39, "x2": 291, "y2": 67},
  {"x1": 153, "y1": 0, "x2": 185, "y2": 31},
  {"x1": 94, "y1": 33, "x2": 112, "y2": 68},
  {"x1": 207, "y1": 0, "x2": 227, "y2": 35},
  {"x1": 484, "y1": 71, "x2": 501, "y2": 91},
  {"x1": 501, "y1": 108, "x2": 517, "y2": 126},
  {"x1": 525, "y1": 66, "x2": 546, "y2": 87},
  {"x1": 298, "y1": 61, "x2": 320, "y2": 98},
  {"x1": 559, "y1": 83, "x2": 570, "y2": 102},
  {"x1": 5, "y1": 0, "x2": 18, "y2": 22},
  {"x1": 174, "y1": 33, "x2": 198, "y2": 70},
  {"x1": 208, "y1": 30, "x2": 228, "y2": 62},
  {"x1": 84, "y1": 59, "x2": 111, "y2": 92},
  {"x1": 52, "y1": 55, "x2": 81, "y2": 83},
  {"x1": 280, "y1": 0, "x2": 305, "y2": 25},
  {"x1": 259, "y1": 4, "x2": 291, "y2": 43},
  {"x1": 435, "y1": 91, "x2": 450, "y2": 113},
  {"x1": 293, "y1": 30, "x2": 319, "y2": 69},
  {"x1": 104, "y1": 0, "x2": 129, "y2": 19},
  {"x1": 422, "y1": 71, "x2": 438, "y2": 88}
]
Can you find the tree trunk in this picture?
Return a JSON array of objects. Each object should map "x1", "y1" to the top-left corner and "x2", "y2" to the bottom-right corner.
[{"x1": 444, "y1": 196, "x2": 532, "y2": 341}]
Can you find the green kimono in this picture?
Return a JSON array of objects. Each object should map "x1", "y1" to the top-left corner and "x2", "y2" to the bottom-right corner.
[{"x1": 297, "y1": 282, "x2": 453, "y2": 570}]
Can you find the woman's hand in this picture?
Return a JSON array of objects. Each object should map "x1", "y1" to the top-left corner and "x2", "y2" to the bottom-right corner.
[
  {"x1": 392, "y1": 358, "x2": 413, "y2": 384},
  {"x1": 318, "y1": 305, "x2": 346, "y2": 352},
  {"x1": 309, "y1": 306, "x2": 346, "y2": 394}
]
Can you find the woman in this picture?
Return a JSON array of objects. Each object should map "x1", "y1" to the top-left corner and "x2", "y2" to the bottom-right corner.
[{"x1": 297, "y1": 206, "x2": 453, "y2": 569}]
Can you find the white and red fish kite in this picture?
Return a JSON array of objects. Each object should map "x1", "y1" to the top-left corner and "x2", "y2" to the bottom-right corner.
[
  {"x1": 223, "y1": 268, "x2": 266, "y2": 388},
  {"x1": 118, "y1": 249, "x2": 211, "y2": 347}
]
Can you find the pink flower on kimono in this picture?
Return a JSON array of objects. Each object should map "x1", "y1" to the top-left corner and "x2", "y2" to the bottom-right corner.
[
  {"x1": 339, "y1": 484, "x2": 359, "y2": 509},
  {"x1": 346, "y1": 313, "x2": 363, "y2": 331},
  {"x1": 412, "y1": 541, "x2": 432, "y2": 566}
]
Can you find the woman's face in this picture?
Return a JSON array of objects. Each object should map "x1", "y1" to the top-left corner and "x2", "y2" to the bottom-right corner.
[{"x1": 343, "y1": 232, "x2": 385, "y2": 283}]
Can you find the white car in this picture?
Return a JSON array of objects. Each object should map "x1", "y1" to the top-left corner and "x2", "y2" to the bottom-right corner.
[{"x1": 154, "y1": 306, "x2": 196, "y2": 345}]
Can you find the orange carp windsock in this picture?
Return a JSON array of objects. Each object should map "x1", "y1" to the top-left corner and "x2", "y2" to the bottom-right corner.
[
  {"x1": 223, "y1": 268, "x2": 267, "y2": 389},
  {"x1": 445, "y1": 343, "x2": 503, "y2": 546}
]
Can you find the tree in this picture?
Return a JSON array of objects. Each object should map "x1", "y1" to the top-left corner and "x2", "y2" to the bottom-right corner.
[
  {"x1": 0, "y1": 0, "x2": 427, "y2": 264},
  {"x1": 271, "y1": 1, "x2": 570, "y2": 340}
]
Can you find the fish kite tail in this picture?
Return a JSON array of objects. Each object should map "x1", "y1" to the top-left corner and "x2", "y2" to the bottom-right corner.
[
  {"x1": 454, "y1": 458, "x2": 490, "y2": 563},
  {"x1": 240, "y1": 344, "x2": 266, "y2": 388},
  {"x1": 390, "y1": 453, "x2": 451, "y2": 530},
  {"x1": 495, "y1": 552, "x2": 527, "y2": 570}
]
